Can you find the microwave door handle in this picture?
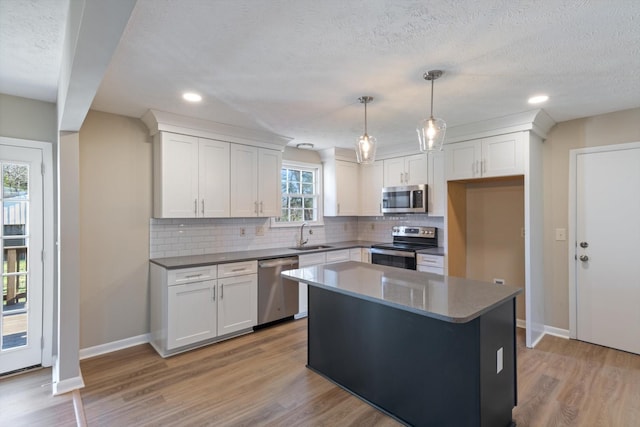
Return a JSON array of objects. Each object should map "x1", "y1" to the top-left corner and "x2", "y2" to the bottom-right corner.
[{"x1": 409, "y1": 190, "x2": 414, "y2": 209}]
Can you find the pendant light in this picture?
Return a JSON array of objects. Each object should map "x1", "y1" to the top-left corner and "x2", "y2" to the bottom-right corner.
[
  {"x1": 355, "y1": 96, "x2": 377, "y2": 164},
  {"x1": 417, "y1": 70, "x2": 446, "y2": 152}
]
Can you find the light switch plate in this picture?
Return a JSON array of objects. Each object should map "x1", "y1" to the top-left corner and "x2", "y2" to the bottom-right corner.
[{"x1": 555, "y1": 228, "x2": 567, "y2": 241}]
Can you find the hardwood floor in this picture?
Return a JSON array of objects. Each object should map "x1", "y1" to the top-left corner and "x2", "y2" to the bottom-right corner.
[{"x1": 2, "y1": 319, "x2": 639, "y2": 426}]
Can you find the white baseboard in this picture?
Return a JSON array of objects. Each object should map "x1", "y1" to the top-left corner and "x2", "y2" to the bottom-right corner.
[
  {"x1": 79, "y1": 333, "x2": 150, "y2": 360},
  {"x1": 53, "y1": 374, "x2": 85, "y2": 396},
  {"x1": 516, "y1": 318, "x2": 526, "y2": 329},
  {"x1": 544, "y1": 325, "x2": 570, "y2": 339}
]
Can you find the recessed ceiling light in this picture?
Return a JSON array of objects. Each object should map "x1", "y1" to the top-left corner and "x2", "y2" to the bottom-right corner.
[
  {"x1": 528, "y1": 95, "x2": 549, "y2": 104},
  {"x1": 182, "y1": 92, "x2": 202, "y2": 102},
  {"x1": 296, "y1": 143, "x2": 314, "y2": 150}
]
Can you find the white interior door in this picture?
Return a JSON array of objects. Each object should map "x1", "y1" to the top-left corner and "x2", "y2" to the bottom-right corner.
[
  {"x1": 1, "y1": 144, "x2": 44, "y2": 374},
  {"x1": 575, "y1": 144, "x2": 640, "y2": 355}
]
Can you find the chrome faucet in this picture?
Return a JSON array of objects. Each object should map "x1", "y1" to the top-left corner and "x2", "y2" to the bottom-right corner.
[{"x1": 298, "y1": 222, "x2": 309, "y2": 247}]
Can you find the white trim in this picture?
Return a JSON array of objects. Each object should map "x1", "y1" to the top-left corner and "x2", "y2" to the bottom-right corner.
[
  {"x1": 79, "y1": 333, "x2": 151, "y2": 360},
  {"x1": 52, "y1": 374, "x2": 85, "y2": 396},
  {"x1": 568, "y1": 141, "x2": 640, "y2": 340},
  {"x1": 141, "y1": 109, "x2": 292, "y2": 150},
  {"x1": 544, "y1": 325, "x2": 570, "y2": 339}
]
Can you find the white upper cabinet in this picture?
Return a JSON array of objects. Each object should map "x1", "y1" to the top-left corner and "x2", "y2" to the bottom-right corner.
[
  {"x1": 383, "y1": 153, "x2": 428, "y2": 187},
  {"x1": 153, "y1": 132, "x2": 229, "y2": 218},
  {"x1": 324, "y1": 159, "x2": 359, "y2": 216},
  {"x1": 359, "y1": 161, "x2": 384, "y2": 216},
  {"x1": 230, "y1": 144, "x2": 282, "y2": 217},
  {"x1": 445, "y1": 132, "x2": 525, "y2": 180},
  {"x1": 199, "y1": 139, "x2": 231, "y2": 217},
  {"x1": 428, "y1": 150, "x2": 445, "y2": 216}
]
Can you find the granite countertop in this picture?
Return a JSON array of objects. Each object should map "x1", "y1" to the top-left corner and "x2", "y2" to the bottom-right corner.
[
  {"x1": 416, "y1": 246, "x2": 446, "y2": 256},
  {"x1": 281, "y1": 261, "x2": 521, "y2": 323},
  {"x1": 150, "y1": 240, "x2": 382, "y2": 269}
]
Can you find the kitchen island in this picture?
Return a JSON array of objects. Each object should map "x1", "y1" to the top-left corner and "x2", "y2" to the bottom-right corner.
[{"x1": 282, "y1": 262, "x2": 521, "y2": 427}]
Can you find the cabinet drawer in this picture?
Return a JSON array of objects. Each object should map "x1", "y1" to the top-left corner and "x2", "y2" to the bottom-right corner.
[
  {"x1": 299, "y1": 252, "x2": 326, "y2": 267},
  {"x1": 325, "y1": 249, "x2": 350, "y2": 263},
  {"x1": 169, "y1": 266, "x2": 217, "y2": 285},
  {"x1": 218, "y1": 260, "x2": 258, "y2": 278},
  {"x1": 417, "y1": 254, "x2": 444, "y2": 268},
  {"x1": 417, "y1": 265, "x2": 444, "y2": 275}
]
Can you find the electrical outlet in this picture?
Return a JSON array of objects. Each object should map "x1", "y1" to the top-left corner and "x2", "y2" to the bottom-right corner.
[
  {"x1": 521, "y1": 228, "x2": 525, "y2": 238},
  {"x1": 555, "y1": 228, "x2": 566, "y2": 241},
  {"x1": 370, "y1": 223, "x2": 375, "y2": 230},
  {"x1": 493, "y1": 278, "x2": 505, "y2": 285},
  {"x1": 240, "y1": 228, "x2": 246, "y2": 236},
  {"x1": 256, "y1": 226, "x2": 264, "y2": 236}
]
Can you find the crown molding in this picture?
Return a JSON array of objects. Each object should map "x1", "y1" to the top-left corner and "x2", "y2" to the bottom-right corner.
[{"x1": 141, "y1": 109, "x2": 292, "y2": 150}]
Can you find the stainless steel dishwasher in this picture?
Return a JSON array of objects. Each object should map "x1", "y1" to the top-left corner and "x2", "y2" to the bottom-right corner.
[{"x1": 257, "y1": 256, "x2": 299, "y2": 326}]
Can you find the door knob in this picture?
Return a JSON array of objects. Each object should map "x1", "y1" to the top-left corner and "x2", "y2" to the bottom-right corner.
[
  {"x1": 579, "y1": 242, "x2": 589, "y2": 248},
  {"x1": 579, "y1": 255, "x2": 589, "y2": 262}
]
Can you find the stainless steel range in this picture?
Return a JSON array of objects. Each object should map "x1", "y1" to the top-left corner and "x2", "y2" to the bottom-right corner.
[{"x1": 371, "y1": 226, "x2": 438, "y2": 270}]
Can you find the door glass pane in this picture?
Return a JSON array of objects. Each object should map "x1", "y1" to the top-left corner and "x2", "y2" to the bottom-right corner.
[{"x1": 2, "y1": 162, "x2": 30, "y2": 351}]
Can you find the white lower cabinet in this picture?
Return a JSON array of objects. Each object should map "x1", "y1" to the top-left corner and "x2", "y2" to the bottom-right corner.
[
  {"x1": 349, "y1": 248, "x2": 363, "y2": 261},
  {"x1": 150, "y1": 261, "x2": 257, "y2": 357},
  {"x1": 325, "y1": 249, "x2": 350, "y2": 264},
  {"x1": 218, "y1": 272, "x2": 258, "y2": 336},
  {"x1": 416, "y1": 254, "x2": 444, "y2": 275}
]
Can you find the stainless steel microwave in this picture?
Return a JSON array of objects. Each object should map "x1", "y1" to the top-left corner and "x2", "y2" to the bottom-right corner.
[{"x1": 381, "y1": 184, "x2": 428, "y2": 214}]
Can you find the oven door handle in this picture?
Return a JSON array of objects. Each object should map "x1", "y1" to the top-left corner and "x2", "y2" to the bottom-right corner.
[{"x1": 370, "y1": 248, "x2": 416, "y2": 258}]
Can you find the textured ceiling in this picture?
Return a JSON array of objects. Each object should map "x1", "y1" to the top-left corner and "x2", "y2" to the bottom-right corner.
[{"x1": 2, "y1": 0, "x2": 640, "y2": 152}]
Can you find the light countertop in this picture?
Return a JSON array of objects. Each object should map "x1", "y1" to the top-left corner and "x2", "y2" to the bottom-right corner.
[
  {"x1": 150, "y1": 240, "x2": 382, "y2": 269},
  {"x1": 282, "y1": 261, "x2": 521, "y2": 323}
]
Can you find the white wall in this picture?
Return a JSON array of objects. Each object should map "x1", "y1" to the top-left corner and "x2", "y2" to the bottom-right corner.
[
  {"x1": 78, "y1": 111, "x2": 152, "y2": 349},
  {"x1": 0, "y1": 94, "x2": 57, "y2": 142},
  {"x1": 543, "y1": 107, "x2": 640, "y2": 329}
]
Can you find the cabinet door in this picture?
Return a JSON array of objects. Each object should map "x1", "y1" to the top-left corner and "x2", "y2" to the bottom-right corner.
[
  {"x1": 445, "y1": 140, "x2": 481, "y2": 180},
  {"x1": 335, "y1": 161, "x2": 359, "y2": 215},
  {"x1": 405, "y1": 153, "x2": 428, "y2": 185},
  {"x1": 230, "y1": 144, "x2": 259, "y2": 216},
  {"x1": 257, "y1": 149, "x2": 282, "y2": 217},
  {"x1": 154, "y1": 132, "x2": 199, "y2": 218},
  {"x1": 199, "y1": 139, "x2": 230, "y2": 217},
  {"x1": 167, "y1": 280, "x2": 217, "y2": 349},
  {"x1": 349, "y1": 248, "x2": 362, "y2": 261},
  {"x1": 217, "y1": 274, "x2": 258, "y2": 335},
  {"x1": 482, "y1": 133, "x2": 524, "y2": 178},
  {"x1": 383, "y1": 157, "x2": 406, "y2": 186},
  {"x1": 359, "y1": 161, "x2": 383, "y2": 216},
  {"x1": 325, "y1": 249, "x2": 350, "y2": 263},
  {"x1": 428, "y1": 150, "x2": 445, "y2": 216}
]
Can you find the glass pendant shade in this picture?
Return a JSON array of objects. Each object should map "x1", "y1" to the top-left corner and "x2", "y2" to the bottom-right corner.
[
  {"x1": 417, "y1": 70, "x2": 446, "y2": 152},
  {"x1": 355, "y1": 133, "x2": 377, "y2": 164},
  {"x1": 355, "y1": 96, "x2": 377, "y2": 164},
  {"x1": 417, "y1": 116, "x2": 446, "y2": 152}
]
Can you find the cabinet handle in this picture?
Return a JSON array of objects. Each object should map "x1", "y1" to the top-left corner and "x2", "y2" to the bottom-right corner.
[
  {"x1": 337, "y1": 203, "x2": 340, "y2": 214},
  {"x1": 231, "y1": 268, "x2": 245, "y2": 272},
  {"x1": 260, "y1": 201, "x2": 263, "y2": 214},
  {"x1": 194, "y1": 199, "x2": 198, "y2": 215},
  {"x1": 220, "y1": 284, "x2": 224, "y2": 299},
  {"x1": 379, "y1": 203, "x2": 382, "y2": 213},
  {"x1": 254, "y1": 201, "x2": 259, "y2": 214},
  {"x1": 185, "y1": 274, "x2": 202, "y2": 279},
  {"x1": 482, "y1": 159, "x2": 486, "y2": 174},
  {"x1": 212, "y1": 286, "x2": 216, "y2": 301},
  {"x1": 201, "y1": 199, "x2": 205, "y2": 215},
  {"x1": 405, "y1": 172, "x2": 409, "y2": 183},
  {"x1": 400, "y1": 172, "x2": 404, "y2": 183}
]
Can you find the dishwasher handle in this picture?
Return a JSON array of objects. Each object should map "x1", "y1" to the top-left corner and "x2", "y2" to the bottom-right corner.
[{"x1": 258, "y1": 257, "x2": 299, "y2": 268}]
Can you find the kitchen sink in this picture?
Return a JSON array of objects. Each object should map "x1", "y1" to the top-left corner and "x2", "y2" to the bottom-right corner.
[{"x1": 289, "y1": 245, "x2": 333, "y2": 251}]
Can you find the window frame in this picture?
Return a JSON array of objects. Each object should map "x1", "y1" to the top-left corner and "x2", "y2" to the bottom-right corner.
[{"x1": 270, "y1": 160, "x2": 324, "y2": 228}]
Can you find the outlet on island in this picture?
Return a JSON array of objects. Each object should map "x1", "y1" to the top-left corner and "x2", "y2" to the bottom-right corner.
[{"x1": 240, "y1": 227, "x2": 246, "y2": 236}]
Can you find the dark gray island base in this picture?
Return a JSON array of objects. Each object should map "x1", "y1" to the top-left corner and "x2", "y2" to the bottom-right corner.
[{"x1": 282, "y1": 262, "x2": 521, "y2": 427}]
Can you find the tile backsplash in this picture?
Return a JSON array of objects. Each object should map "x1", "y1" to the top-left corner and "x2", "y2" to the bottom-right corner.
[{"x1": 150, "y1": 215, "x2": 444, "y2": 259}]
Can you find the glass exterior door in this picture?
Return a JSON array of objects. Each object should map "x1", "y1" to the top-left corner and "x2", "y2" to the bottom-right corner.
[{"x1": 1, "y1": 145, "x2": 43, "y2": 374}]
